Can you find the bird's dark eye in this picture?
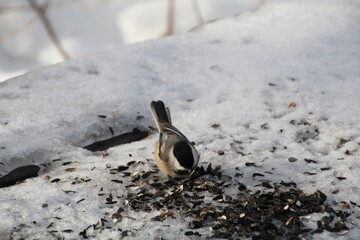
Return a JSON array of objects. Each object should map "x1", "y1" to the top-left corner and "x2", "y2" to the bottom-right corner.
[{"x1": 173, "y1": 141, "x2": 194, "y2": 169}]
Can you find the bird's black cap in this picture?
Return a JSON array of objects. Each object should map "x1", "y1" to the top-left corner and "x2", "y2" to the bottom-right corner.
[{"x1": 173, "y1": 141, "x2": 195, "y2": 169}]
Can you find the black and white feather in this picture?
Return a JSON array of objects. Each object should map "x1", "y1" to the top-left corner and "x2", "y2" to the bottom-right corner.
[{"x1": 150, "y1": 100, "x2": 199, "y2": 176}]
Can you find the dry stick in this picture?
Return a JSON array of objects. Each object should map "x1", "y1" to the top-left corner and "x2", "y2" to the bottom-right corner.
[
  {"x1": 0, "y1": 15, "x2": 37, "y2": 43},
  {"x1": 28, "y1": 0, "x2": 70, "y2": 60},
  {"x1": 163, "y1": 0, "x2": 175, "y2": 36},
  {"x1": 0, "y1": 3, "x2": 51, "y2": 42},
  {"x1": 191, "y1": 0, "x2": 203, "y2": 25}
]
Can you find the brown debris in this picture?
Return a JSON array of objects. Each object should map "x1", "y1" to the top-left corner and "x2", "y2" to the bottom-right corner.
[{"x1": 99, "y1": 161, "x2": 352, "y2": 239}]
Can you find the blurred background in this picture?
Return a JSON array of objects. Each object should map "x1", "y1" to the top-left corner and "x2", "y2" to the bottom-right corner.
[{"x1": 0, "y1": 0, "x2": 262, "y2": 82}]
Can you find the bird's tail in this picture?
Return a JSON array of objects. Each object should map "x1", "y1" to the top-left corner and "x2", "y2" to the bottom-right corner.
[{"x1": 150, "y1": 100, "x2": 172, "y2": 132}]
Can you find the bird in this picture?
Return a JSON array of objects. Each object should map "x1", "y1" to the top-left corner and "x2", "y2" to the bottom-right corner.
[{"x1": 150, "y1": 100, "x2": 199, "y2": 177}]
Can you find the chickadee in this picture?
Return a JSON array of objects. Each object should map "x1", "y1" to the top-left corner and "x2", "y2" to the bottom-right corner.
[{"x1": 150, "y1": 100, "x2": 199, "y2": 177}]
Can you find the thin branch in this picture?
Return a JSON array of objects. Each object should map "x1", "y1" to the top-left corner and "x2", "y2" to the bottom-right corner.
[
  {"x1": 0, "y1": 2, "x2": 51, "y2": 42},
  {"x1": 0, "y1": 15, "x2": 37, "y2": 43},
  {"x1": 28, "y1": 0, "x2": 70, "y2": 60},
  {"x1": 163, "y1": 0, "x2": 175, "y2": 36},
  {"x1": 191, "y1": 0, "x2": 203, "y2": 25}
]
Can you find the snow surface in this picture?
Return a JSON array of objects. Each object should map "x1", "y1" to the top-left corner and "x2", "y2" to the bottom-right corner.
[
  {"x1": 1, "y1": 0, "x2": 360, "y2": 239},
  {"x1": 0, "y1": 0, "x2": 257, "y2": 82}
]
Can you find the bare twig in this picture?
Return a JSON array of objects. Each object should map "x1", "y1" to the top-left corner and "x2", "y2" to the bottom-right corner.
[
  {"x1": 0, "y1": 15, "x2": 37, "y2": 43},
  {"x1": 0, "y1": 2, "x2": 51, "y2": 42},
  {"x1": 163, "y1": 0, "x2": 175, "y2": 36},
  {"x1": 191, "y1": 0, "x2": 203, "y2": 25},
  {"x1": 28, "y1": 0, "x2": 70, "y2": 60}
]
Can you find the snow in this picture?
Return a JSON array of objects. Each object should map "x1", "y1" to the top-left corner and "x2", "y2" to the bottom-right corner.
[
  {"x1": 0, "y1": 0, "x2": 257, "y2": 82},
  {"x1": 1, "y1": 0, "x2": 360, "y2": 239}
]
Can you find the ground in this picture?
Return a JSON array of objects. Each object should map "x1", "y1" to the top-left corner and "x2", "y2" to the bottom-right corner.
[{"x1": 0, "y1": 0, "x2": 359, "y2": 239}]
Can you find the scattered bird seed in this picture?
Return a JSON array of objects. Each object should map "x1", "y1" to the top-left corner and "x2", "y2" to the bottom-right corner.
[
  {"x1": 333, "y1": 171, "x2": 342, "y2": 178},
  {"x1": 50, "y1": 178, "x2": 60, "y2": 183},
  {"x1": 261, "y1": 181, "x2": 273, "y2": 189},
  {"x1": 252, "y1": 173, "x2": 265, "y2": 177},
  {"x1": 337, "y1": 138, "x2": 350, "y2": 149},
  {"x1": 111, "y1": 179, "x2": 123, "y2": 184},
  {"x1": 332, "y1": 189, "x2": 339, "y2": 194},
  {"x1": 337, "y1": 177, "x2": 347, "y2": 180},
  {"x1": 217, "y1": 150, "x2": 225, "y2": 156},
  {"x1": 109, "y1": 127, "x2": 114, "y2": 135},
  {"x1": 91, "y1": 160, "x2": 354, "y2": 239},
  {"x1": 304, "y1": 158, "x2": 317, "y2": 163},
  {"x1": 280, "y1": 181, "x2": 297, "y2": 188},
  {"x1": 211, "y1": 123, "x2": 220, "y2": 129},
  {"x1": 245, "y1": 162, "x2": 257, "y2": 167},
  {"x1": 289, "y1": 102, "x2": 297, "y2": 108},
  {"x1": 65, "y1": 168, "x2": 77, "y2": 172},
  {"x1": 109, "y1": 168, "x2": 118, "y2": 174},
  {"x1": 63, "y1": 190, "x2": 76, "y2": 194},
  {"x1": 320, "y1": 167, "x2": 332, "y2": 171},
  {"x1": 127, "y1": 161, "x2": 137, "y2": 166},
  {"x1": 118, "y1": 165, "x2": 129, "y2": 171}
]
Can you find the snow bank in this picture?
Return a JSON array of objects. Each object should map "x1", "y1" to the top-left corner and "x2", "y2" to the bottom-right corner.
[
  {"x1": 0, "y1": 0, "x2": 257, "y2": 82},
  {"x1": 0, "y1": 0, "x2": 359, "y2": 239}
]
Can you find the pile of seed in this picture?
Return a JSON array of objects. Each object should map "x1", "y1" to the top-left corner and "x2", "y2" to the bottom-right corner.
[{"x1": 106, "y1": 162, "x2": 351, "y2": 239}]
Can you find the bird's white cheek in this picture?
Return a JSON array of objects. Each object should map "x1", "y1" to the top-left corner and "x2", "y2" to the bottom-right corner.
[{"x1": 168, "y1": 149, "x2": 187, "y2": 171}]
